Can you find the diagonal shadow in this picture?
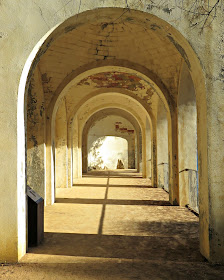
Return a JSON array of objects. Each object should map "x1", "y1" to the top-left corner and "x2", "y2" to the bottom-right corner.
[{"x1": 97, "y1": 173, "x2": 110, "y2": 234}]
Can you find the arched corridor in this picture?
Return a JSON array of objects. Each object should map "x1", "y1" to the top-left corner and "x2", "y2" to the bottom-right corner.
[
  {"x1": 23, "y1": 8, "x2": 208, "y2": 261},
  {"x1": 0, "y1": 2, "x2": 224, "y2": 278}
]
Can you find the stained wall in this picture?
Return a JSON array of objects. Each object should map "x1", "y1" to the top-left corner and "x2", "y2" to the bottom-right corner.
[{"x1": 27, "y1": 67, "x2": 46, "y2": 199}]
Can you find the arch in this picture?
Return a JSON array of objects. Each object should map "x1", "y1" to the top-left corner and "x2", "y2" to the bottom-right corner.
[
  {"x1": 48, "y1": 71, "x2": 162, "y2": 205},
  {"x1": 46, "y1": 61, "x2": 173, "y2": 119},
  {"x1": 45, "y1": 66, "x2": 178, "y2": 206},
  {"x1": 16, "y1": 7, "x2": 209, "y2": 263},
  {"x1": 82, "y1": 108, "x2": 141, "y2": 173},
  {"x1": 69, "y1": 92, "x2": 152, "y2": 183}
]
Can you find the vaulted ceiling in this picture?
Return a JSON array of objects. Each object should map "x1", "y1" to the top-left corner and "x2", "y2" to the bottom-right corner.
[{"x1": 36, "y1": 9, "x2": 183, "y2": 112}]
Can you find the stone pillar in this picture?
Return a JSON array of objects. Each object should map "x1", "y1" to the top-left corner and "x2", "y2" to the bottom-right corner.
[
  {"x1": 55, "y1": 98, "x2": 68, "y2": 188},
  {"x1": 157, "y1": 100, "x2": 169, "y2": 191},
  {"x1": 45, "y1": 110, "x2": 55, "y2": 206},
  {"x1": 168, "y1": 109, "x2": 179, "y2": 205},
  {"x1": 202, "y1": 28, "x2": 224, "y2": 262},
  {"x1": 128, "y1": 135, "x2": 135, "y2": 169},
  {"x1": 141, "y1": 130, "x2": 147, "y2": 178},
  {"x1": 78, "y1": 125, "x2": 82, "y2": 177},
  {"x1": 27, "y1": 67, "x2": 46, "y2": 199},
  {"x1": 135, "y1": 133, "x2": 140, "y2": 172},
  {"x1": 151, "y1": 118, "x2": 157, "y2": 188},
  {"x1": 67, "y1": 124, "x2": 72, "y2": 187},
  {"x1": 178, "y1": 63, "x2": 198, "y2": 211},
  {"x1": 82, "y1": 130, "x2": 88, "y2": 173},
  {"x1": 139, "y1": 132, "x2": 143, "y2": 173},
  {"x1": 73, "y1": 116, "x2": 82, "y2": 179},
  {"x1": 145, "y1": 118, "x2": 152, "y2": 179}
]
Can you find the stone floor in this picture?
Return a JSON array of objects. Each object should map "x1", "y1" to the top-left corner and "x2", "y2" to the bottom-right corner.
[{"x1": 1, "y1": 170, "x2": 224, "y2": 279}]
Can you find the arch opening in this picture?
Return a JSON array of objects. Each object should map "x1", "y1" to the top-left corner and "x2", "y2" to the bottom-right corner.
[
  {"x1": 82, "y1": 108, "x2": 141, "y2": 174},
  {"x1": 88, "y1": 136, "x2": 129, "y2": 171},
  {"x1": 16, "y1": 7, "x2": 212, "y2": 264},
  {"x1": 69, "y1": 92, "x2": 151, "y2": 183}
]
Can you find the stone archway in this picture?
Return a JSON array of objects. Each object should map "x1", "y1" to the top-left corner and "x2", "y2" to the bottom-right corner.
[
  {"x1": 69, "y1": 92, "x2": 151, "y2": 181},
  {"x1": 16, "y1": 7, "x2": 212, "y2": 263},
  {"x1": 81, "y1": 108, "x2": 141, "y2": 174}
]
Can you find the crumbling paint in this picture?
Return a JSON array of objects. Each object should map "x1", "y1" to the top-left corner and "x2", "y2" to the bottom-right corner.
[
  {"x1": 78, "y1": 72, "x2": 145, "y2": 91},
  {"x1": 115, "y1": 122, "x2": 134, "y2": 134}
]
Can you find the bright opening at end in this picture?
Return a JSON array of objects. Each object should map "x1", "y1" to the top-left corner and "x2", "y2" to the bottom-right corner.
[{"x1": 88, "y1": 136, "x2": 128, "y2": 170}]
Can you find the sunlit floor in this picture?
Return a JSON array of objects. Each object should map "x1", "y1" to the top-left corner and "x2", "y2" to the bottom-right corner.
[{"x1": 2, "y1": 170, "x2": 224, "y2": 279}]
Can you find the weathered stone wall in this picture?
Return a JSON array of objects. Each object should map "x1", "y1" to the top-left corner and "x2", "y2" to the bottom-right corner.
[
  {"x1": 139, "y1": 132, "x2": 143, "y2": 172},
  {"x1": 27, "y1": 67, "x2": 46, "y2": 199},
  {"x1": 72, "y1": 116, "x2": 80, "y2": 180},
  {"x1": 146, "y1": 117, "x2": 152, "y2": 178},
  {"x1": 156, "y1": 99, "x2": 169, "y2": 191},
  {"x1": 178, "y1": 63, "x2": 198, "y2": 212},
  {"x1": 55, "y1": 98, "x2": 68, "y2": 188}
]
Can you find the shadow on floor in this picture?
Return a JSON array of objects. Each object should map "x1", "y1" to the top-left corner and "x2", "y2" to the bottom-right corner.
[
  {"x1": 83, "y1": 175, "x2": 143, "y2": 178},
  {"x1": 73, "y1": 184, "x2": 154, "y2": 188},
  {"x1": 14, "y1": 259, "x2": 224, "y2": 280},
  {"x1": 55, "y1": 198, "x2": 172, "y2": 206},
  {"x1": 29, "y1": 230, "x2": 203, "y2": 263},
  {"x1": 83, "y1": 170, "x2": 143, "y2": 178},
  {"x1": 136, "y1": 220, "x2": 199, "y2": 237}
]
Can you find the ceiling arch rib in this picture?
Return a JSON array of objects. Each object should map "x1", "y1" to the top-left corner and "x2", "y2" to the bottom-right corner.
[
  {"x1": 70, "y1": 92, "x2": 151, "y2": 135},
  {"x1": 82, "y1": 108, "x2": 141, "y2": 137},
  {"x1": 48, "y1": 63, "x2": 172, "y2": 126}
]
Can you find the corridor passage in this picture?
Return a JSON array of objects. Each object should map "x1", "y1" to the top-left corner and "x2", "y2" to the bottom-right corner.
[{"x1": 2, "y1": 171, "x2": 224, "y2": 279}]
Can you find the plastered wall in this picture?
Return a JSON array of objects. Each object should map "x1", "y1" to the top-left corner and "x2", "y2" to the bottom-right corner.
[
  {"x1": 0, "y1": 0, "x2": 223, "y2": 263},
  {"x1": 178, "y1": 63, "x2": 198, "y2": 212},
  {"x1": 27, "y1": 67, "x2": 46, "y2": 199},
  {"x1": 156, "y1": 99, "x2": 169, "y2": 191},
  {"x1": 55, "y1": 98, "x2": 68, "y2": 188}
]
